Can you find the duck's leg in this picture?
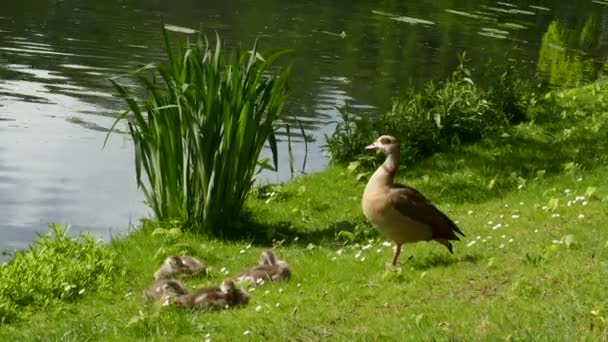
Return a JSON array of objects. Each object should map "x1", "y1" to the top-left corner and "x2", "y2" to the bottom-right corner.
[{"x1": 391, "y1": 244, "x2": 402, "y2": 266}]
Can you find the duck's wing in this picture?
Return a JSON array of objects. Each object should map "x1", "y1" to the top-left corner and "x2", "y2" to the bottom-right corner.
[{"x1": 388, "y1": 184, "x2": 465, "y2": 240}]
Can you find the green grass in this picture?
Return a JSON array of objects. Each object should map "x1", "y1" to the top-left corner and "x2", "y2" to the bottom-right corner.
[
  {"x1": 2, "y1": 153, "x2": 608, "y2": 339},
  {"x1": 2, "y1": 82, "x2": 608, "y2": 340}
]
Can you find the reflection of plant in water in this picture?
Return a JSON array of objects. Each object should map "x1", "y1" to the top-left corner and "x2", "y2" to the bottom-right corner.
[{"x1": 537, "y1": 18, "x2": 600, "y2": 87}]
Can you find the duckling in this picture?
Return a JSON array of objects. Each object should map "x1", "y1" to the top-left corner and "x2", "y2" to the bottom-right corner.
[
  {"x1": 154, "y1": 255, "x2": 206, "y2": 280},
  {"x1": 175, "y1": 279, "x2": 249, "y2": 310},
  {"x1": 235, "y1": 250, "x2": 291, "y2": 285},
  {"x1": 144, "y1": 278, "x2": 188, "y2": 303}
]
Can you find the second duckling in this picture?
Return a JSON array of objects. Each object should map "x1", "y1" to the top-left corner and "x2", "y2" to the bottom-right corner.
[
  {"x1": 235, "y1": 250, "x2": 291, "y2": 285},
  {"x1": 154, "y1": 255, "x2": 206, "y2": 280},
  {"x1": 144, "y1": 278, "x2": 188, "y2": 303},
  {"x1": 174, "y1": 279, "x2": 249, "y2": 310}
]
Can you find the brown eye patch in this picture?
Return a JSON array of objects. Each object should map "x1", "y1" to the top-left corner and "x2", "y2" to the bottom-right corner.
[{"x1": 379, "y1": 137, "x2": 393, "y2": 145}]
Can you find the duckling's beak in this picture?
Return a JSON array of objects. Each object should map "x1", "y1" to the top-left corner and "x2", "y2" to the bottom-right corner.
[{"x1": 365, "y1": 142, "x2": 379, "y2": 150}]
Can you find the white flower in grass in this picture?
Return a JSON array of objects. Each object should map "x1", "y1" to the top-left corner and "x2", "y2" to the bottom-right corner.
[
  {"x1": 382, "y1": 241, "x2": 392, "y2": 247},
  {"x1": 567, "y1": 201, "x2": 573, "y2": 207},
  {"x1": 336, "y1": 248, "x2": 344, "y2": 255},
  {"x1": 467, "y1": 240, "x2": 477, "y2": 247},
  {"x1": 331, "y1": 256, "x2": 337, "y2": 261},
  {"x1": 508, "y1": 238, "x2": 514, "y2": 243},
  {"x1": 552, "y1": 240, "x2": 562, "y2": 245},
  {"x1": 499, "y1": 244, "x2": 505, "y2": 249},
  {"x1": 275, "y1": 302, "x2": 281, "y2": 307},
  {"x1": 376, "y1": 248, "x2": 382, "y2": 253},
  {"x1": 511, "y1": 215, "x2": 520, "y2": 219},
  {"x1": 551, "y1": 213, "x2": 560, "y2": 218},
  {"x1": 467, "y1": 210, "x2": 474, "y2": 214},
  {"x1": 293, "y1": 236, "x2": 299, "y2": 241},
  {"x1": 576, "y1": 196, "x2": 585, "y2": 201},
  {"x1": 240, "y1": 249, "x2": 246, "y2": 254},
  {"x1": 279, "y1": 288, "x2": 284, "y2": 293},
  {"x1": 504, "y1": 204, "x2": 509, "y2": 208},
  {"x1": 476, "y1": 235, "x2": 481, "y2": 240},
  {"x1": 264, "y1": 290, "x2": 270, "y2": 295},
  {"x1": 583, "y1": 201, "x2": 588, "y2": 206},
  {"x1": 360, "y1": 257, "x2": 366, "y2": 262},
  {"x1": 246, "y1": 244, "x2": 252, "y2": 250},
  {"x1": 243, "y1": 330, "x2": 250, "y2": 336},
  {"x1": 578, "y1": 214, "x2": 585, "y2": 219},
  {"x1": 534, "y1": 229, "x2": 539, "y2": 233},
  {"x1": 499, "y1": 214, "x2": 504, "y2": 219},
  {"x1": 354, "y1": 251, "x2": 362, "y2": 259},
  {"x1": 505, "y1": 224, "x2": 509, "y2": 227},
  {"x1": 255, "y1": 305, "x2": 262, "y2": 312},
  {"x1": 481, "y1": 239, "x2": 487, "y2": 243},
  {"x1": 205, "y1": 338, "x2": 211, "y2": 342},
  {"x1": 501, "y1": 234, "x2": 506, "y2": 239},
  {"x1": 454, "y1": 220, "x2": 460, "y2": 224},
  {"x1": 517, "y1": 184, "x2": 524, "y2": 190},
  {"x1": 577, "y1": 177, "x2": 583, "y2": 182},
  {"x1": 486, "y1": 235, "x2": 492, "y2": 239},
  {"x1": 256, "y1": 278, "x2": 265, "y2": 286},
  {"x1": 296, "y1": 283, "x2": 302, "y2": 287},
  {"x1": 542, "y1": 206, "x2": 548, "y2": 210},
  {"x1": 564, "y1": 189, "x2": 571, "y2": 194},
  {"x1": 488, "y1": 221, "x2": 493, "y2": 225},
  {"x1": 362, "y1": 244, "x2": 372, "y2": 250},
  {"x1": 78, "y1": 289, "x2": 85, "y2": 295},
  {"x1": 519, "y1": 201, "x2": 524, "y2": 205}
]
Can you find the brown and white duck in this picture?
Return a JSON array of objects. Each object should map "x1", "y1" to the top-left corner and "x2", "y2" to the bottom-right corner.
[
  {"x1": 234, "y1": 250, "x2": 291, "y2": 285},
  {"x1": 361, "y1": 135, "x2": 465, "y2": 266},
  {"x1": 154, "y1": 255, "x2": 206, "y2": 280},
  {"x1": 174, "y1": 279, "x2": 249, "y2": 310}
]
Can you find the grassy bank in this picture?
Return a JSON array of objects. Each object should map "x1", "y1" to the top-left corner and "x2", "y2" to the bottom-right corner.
[{"x1": 2, "y1": 81, "x2": 608, "y2": 340}]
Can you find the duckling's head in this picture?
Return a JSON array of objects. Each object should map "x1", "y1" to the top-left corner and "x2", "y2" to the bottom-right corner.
[
  {"x1": 220, "y1": 279, "x2": 236, "y2": 294},
  {"x1": 365, "y1": 135, "x2": 399, "y2": 155},
  {"x1": 259, "y1": 250, "x2": 277, "y2": 266}
]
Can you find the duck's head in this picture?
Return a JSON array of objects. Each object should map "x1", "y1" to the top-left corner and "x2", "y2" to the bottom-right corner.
[{"x1": 365, "y1": 135, "x2": 400, "y2": 155}]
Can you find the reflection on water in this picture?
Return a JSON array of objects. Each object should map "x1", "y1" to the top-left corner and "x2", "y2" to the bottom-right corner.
[{"x1": 0, "y1": 0, "x2": 607, "y2": 251}]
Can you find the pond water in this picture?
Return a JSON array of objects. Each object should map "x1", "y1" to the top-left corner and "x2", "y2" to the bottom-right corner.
[{"x1": 1, "y1": 0, "x2": 606, "y2": 252}]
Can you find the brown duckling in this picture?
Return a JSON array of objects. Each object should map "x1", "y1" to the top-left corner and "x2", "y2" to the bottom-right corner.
[
  {"x1": 174, "y1": 279, "x2": 249, "y2": 310},
  {"x1": 235, "y1": 250, "x2": 291, "y2": 285},
  {"x1": 144, "y1": 278, "x2": 188, "y2": 303},
  {"x1": 154, "y1": 255, "x2": 206, "y2": 280}
]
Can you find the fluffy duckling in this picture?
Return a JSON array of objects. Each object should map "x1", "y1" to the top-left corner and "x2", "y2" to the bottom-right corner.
[
  {"x1": 144, "y1": 278, "x2": 188, "y2": 303},
  {"x1": 235, "y1": 250, "x2": 291, "y2": 285},
  {"x1": 174, "y1": 279, "x2": 249, "y2": 310},
  {"x1": 361, "y1": 135, "x2": 465, "y2": 266},
  {"x1": 154, "y1": 255, "x2": 206, "y2": 280}
]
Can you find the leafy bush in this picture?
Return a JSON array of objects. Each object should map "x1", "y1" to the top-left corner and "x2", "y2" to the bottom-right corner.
[
  {"x1": 325, "y1": 53, "x2": 549, "y2": 165},
  {"x1": 110, "y1": 28, "x2": 290, "y2": 236},
  {"x1": 0, "y1": 225, "x2": 119, "y2": 323}
]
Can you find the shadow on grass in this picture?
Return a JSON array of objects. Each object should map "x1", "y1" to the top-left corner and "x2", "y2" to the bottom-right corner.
[
  {"x1": 405, "y1": 122, "x2": 608, "y2": 204},
  {"x1": 407, "y1": 253, "x2": 481, "y2": 270}
]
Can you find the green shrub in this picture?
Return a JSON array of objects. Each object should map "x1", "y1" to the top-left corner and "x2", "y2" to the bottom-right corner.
[
  {"x1": 325, "y1": 53, "x2": 548, "y2": 165},
  {"x1": 110, "y1": 28, "x2": 290, "y2": 236},
  {"x1": 0, "y1": 225, "x2": 119, "y2": 323}
]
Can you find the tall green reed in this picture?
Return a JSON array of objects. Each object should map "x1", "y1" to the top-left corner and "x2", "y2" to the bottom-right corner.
[{"x1": 109, "y1": 28, "x2": 290, "y2": 236}]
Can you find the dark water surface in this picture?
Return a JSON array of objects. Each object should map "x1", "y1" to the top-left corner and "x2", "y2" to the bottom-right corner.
[{"x1": 1, "y1": 0, "x2": 606, "y2": 251}]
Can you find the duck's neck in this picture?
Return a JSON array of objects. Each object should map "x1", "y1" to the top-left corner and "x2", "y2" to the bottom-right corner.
[{"x1": 368, "y1": 152, "x2": 399, "y2": 187}]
